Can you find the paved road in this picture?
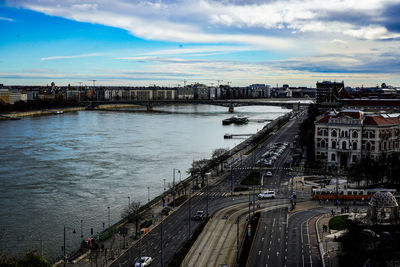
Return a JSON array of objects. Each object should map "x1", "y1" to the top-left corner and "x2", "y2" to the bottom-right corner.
[
  {"x1": 248, "y1": 208, "x2": 328, "y2": 267},
  {"x1": 109, "y1": 110, "x2": 307, "y2": 267},
  {"x1": 183, "y1": 200, "x2": 288, "y2": 267}
]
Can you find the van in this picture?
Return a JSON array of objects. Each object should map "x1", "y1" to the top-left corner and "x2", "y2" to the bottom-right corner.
[{"x1": 258, "y1": 191, "x2": 276, "y2": 199}]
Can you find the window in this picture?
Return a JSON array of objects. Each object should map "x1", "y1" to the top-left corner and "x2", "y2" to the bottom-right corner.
[
  {"x1": 331, "y1": 153, "x2": 336, "y2": 161},
  {"x1": 365, "y1": 131, "x2": 376, "y2": 139},
  {"x1": 383, "y1": 142, "x2": 387, "y2": 150},
  {"x1": 342, "y1": 141, "x2": 347, "y2": 149},
  {"x1": 332, "y1": 141, "x2": 336, "y2": 149},
  {"x1": 352, "y1": 142, "x2": 357, "y2": 150},
  {"x1": 352, "y1": 131, "x2": 358, "y2": 138},
  {"x1": 321, "y1": 140, "x2": 326, "y2": 148},
  {"x1": 352, "y1": 155, "x2": 357, "y2": 163},
  {"x1": 366, "y1": 142, "x2": 371, "y2": 151},
  {"x1": 332, "y1": 130, "x2": 337, "y2": 137}
]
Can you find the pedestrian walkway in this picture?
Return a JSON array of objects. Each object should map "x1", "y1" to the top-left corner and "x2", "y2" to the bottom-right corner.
[{"x1": 315, "y1": 213, "x2": 341, "y2": 267}]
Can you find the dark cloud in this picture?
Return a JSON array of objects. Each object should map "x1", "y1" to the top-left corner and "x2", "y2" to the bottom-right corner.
[
  {"x1": 314, "y1": 10, "x2": 376, "y2": 27},
  {"x1": 383, "y1": 3, "x2": 400, "y2": 33}
]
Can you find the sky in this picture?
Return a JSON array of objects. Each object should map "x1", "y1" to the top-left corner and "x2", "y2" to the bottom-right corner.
[{"x1": 0, "y1": 0, "x2": 400, "y2": 87}]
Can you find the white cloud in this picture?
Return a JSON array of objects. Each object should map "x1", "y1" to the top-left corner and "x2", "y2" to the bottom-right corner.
[
  {"x1": 0, "y1": 16, "x2": 14, "y2": 21},
  {"x1": 40, "y1": 53, "x2": 104, "y2": 61}
]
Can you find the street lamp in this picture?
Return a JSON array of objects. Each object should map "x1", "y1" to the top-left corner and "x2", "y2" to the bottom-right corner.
[
  {"x1": 80, "y1": 220, "x2": 83, "y2": 239},
  {"x1": 107, "y1": 207, "x2": 110, "y2": 227},
  {"x1": 163, "y1": 178, "x2": 166, "y2": 192},
  {"x1": 128, "y1": 196, "x2": 130, "y2": 214},
  {"x1": 147, "y1": 186, "x2": 150, "y2": 202},
  {"x1": 63, "y1": 225, "x2": 76, "y2": 267},
  {"x1": 173, "y1": 168, "x2": 181, "y2": 208}
]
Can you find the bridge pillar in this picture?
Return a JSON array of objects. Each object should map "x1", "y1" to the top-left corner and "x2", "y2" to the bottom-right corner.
[{"x1": 228, "y1": 105, "x2": 234, "y2": 113}]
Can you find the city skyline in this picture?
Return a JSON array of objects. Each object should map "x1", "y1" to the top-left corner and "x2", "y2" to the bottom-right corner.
[{"x1": 1, "y1": 0, "x2": 400, "y2": 87}]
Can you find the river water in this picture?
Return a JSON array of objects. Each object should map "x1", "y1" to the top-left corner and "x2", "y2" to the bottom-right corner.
[{"x1": 0, "y1": 104, "x2": 289, "y2": 261}]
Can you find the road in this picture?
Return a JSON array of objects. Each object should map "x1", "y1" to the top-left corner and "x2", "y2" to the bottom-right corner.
[
  {"x1": 109, "y1": 110, "x2": 307, "y2": 267},
  {"x1": 248, "y1": 208, "x2": 328, "y2": 267},
  {"x1": 183, "y1": 200, "x2": 288, "y2": 267}
]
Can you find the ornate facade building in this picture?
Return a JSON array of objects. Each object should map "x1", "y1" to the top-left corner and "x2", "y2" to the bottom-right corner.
[{"x1": 314, "y1": 109, "x2": 400, "y2": 169}]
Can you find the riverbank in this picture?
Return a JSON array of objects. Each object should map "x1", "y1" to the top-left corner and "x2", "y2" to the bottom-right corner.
[
  {"x1": 0, "y1": 107, "x2": 85, "y2": 120},
  {"x1": 0, "y1": 104, "x2": 147, "y2": 120}
]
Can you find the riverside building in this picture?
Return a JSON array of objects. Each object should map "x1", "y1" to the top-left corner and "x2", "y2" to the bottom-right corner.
[{"x1": 314, "y1": 109, "x2": 400, "y2": 169}]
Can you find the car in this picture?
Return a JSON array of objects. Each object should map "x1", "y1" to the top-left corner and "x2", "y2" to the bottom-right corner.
[
  {"x1": 258, "y1": 191, "x2": 275, "y2": 199},
  {"x1": 161, "y1": 207, "x2": 171, "y2": 216},
  {"x1": 193, "y1": 210, "x2": 205, "y2": 220},
  {"x1": 135, "y1": 256, "x2": 153, "y2": 267},
  {"x1": 265, "y1": 171, "x2": 272, "y2": 177}
]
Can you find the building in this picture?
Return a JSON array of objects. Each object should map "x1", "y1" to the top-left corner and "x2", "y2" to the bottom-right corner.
[
  {"x1": 316, "y1": 81, "x2": 344, "y2": 103},
  {"x1": 315, "y1": 109, "x2": 400, "y2": 169},
  {"x1": 248, "y1": 84, "x2": 270, "y2": 98}
]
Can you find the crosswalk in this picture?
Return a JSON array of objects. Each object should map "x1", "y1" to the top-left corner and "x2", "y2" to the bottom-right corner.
[
  {"x1": 196, "y1": 191, "x2": 232, "y2": 197},
  {"x1": 232, "y1": 166, "x2": 295, "y2": 171}
]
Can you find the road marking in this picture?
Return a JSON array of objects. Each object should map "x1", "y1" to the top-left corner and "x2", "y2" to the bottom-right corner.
[
  {"x1": 278, "y1": 238, "x2": 280, "y2": 243},
  {"x1": 262, "y1": 237, "x2": 264, "y2": 242},
  {"x1": 277, "y1": 252, "x2": 279, "y2": 256},
  {"x1": 259, "y1": 250, "x2": 262, "y2": 255}
]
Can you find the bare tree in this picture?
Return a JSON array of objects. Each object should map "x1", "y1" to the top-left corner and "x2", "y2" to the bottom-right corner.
[
  {"x1": 212, "y1": 148, "x2": 229, "y2": 159},
  {"x1": 120, "y1": 201, "x2": 148, "y2": 236}
]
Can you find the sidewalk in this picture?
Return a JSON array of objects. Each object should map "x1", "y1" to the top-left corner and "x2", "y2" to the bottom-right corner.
[
  {"x1": 58, "y1": 165, "x2": 241, "y2": 266},
  {"x1": 315, "y1": 212, "x2": 341, "y2": 267},
  {"x1": 58, "y1": 198, "x2": 171, "y2": 267}
]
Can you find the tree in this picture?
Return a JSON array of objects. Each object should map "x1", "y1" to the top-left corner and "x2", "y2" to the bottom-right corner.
[
  {"x1": 0, "y1": 252, "x2": 51, "y2": 267},
  {"x1": 120, "y1": 201, "x2": 148, "y2": 236},
  {"x1": 298, "y1": 104, "x2": 321, "y2": 167},
  {"x1": 212, "y1": 148, "x2": 228, "y2": 159}
]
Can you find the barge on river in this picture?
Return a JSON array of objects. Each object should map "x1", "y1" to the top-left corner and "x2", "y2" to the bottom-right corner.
[{"x1": 222, "y1": 115, "x2": 249, "y2": 125}]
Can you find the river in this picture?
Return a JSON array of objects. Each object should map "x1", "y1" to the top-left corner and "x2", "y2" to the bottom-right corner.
[{"x1": 0, "y1": 104, "x2": 290, "y2": 261}]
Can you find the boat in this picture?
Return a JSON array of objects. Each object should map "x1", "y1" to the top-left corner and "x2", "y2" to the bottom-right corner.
[
  {"x1": 222, "y1": 115, "x2": 249, "y2": 125},
  {"x1": 53, "y1": 110, "x2": 64, "y2": 115}
]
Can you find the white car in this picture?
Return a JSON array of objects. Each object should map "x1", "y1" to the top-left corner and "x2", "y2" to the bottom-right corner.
[
  {"x1": 135, "y1": 256, "x2": 153, "y2": 267},
  {"x1": 258, "y1": 191, "x2": 276, "y2": 199},
  {"x1": 265, "y1": 171, "x2": 272, "y2": 177}
]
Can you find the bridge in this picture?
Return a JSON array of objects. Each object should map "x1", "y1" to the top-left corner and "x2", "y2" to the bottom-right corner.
[{"x1": 81, "y1": 98, "x2": 313, "y2": 112}]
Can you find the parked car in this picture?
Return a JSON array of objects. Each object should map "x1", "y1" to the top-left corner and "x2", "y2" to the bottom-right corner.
[
  {"x1": 265, "y1": 171, "x2": 272, "y2": 177},
  {"x1": 193, "y1": 210, "x2": 205, "y2": 220},
  {"x1": 258, "y1": 191, "x2": 276, "y2": 199},
  {"x1": 135, "y1": 256, "x2": 153, "y2": 267},
  {"x1": 161, "y1": 207, "x2": 171, "y2": 216}
]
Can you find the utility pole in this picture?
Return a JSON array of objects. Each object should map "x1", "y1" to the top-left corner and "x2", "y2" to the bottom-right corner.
[
  {"x1": 160, "y1": 212, "x2": 164, "y2": 267},
  {"x1": 248, "y1": 192, "x2": 251, "y2": 222},
  {"x1": 252, "y1": 184, "x2": 255, "y2": 217},
  {"x1": 173, "y1": 168, "x2": 176, "y2": 208},
  {"x1": 231, "y1": 167, "x2": 234, "y2": 197},
  {"x1": 188, "y1": 189, "x2": 191, "y2": 240},
  {"x1": 236, "y1": 216, "x2": 240, "y2": 264},
  {"x1": 206, "y1": 173, "x2": 209, "y2": 218}
]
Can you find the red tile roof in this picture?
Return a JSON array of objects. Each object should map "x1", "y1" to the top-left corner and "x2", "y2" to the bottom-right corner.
[
  {"x1": 363, "y1": 116, "x2": 399, "y2": 125},
  {"x1": 315, "y1": 110, "x2": 399, "y2": 126}
]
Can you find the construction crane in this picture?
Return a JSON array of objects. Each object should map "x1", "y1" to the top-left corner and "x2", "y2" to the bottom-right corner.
[{"x1": 88, "y1": 80, "x2": 96, "y2": 87}]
